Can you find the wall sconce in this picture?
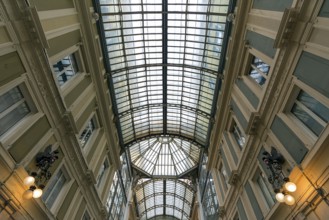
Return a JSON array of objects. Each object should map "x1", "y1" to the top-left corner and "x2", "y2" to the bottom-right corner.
[
  {"x1": 23, "y1": 145, "x2": 59, "y2": 199},
  {"x1": 262, "y1": 147, "x2": 297, "y2": 205}
]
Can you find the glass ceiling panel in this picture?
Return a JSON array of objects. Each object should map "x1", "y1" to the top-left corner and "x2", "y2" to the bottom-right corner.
[
  {"x1": 135, "y1": 179, "x2": 195, "y2": 220},
  {"x1": 97, "y1": 0, "x2": 230, "y2": 147},
  {"x1": 130, "y1": 135, "x2": 200, "y2": 176}
]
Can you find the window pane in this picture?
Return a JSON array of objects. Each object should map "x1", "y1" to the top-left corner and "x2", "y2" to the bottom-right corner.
[
  {"x1": 232, "y1": 123, "x2": 245, "y2": 148},
  {"x1": 292, "y1": 104, "x2": 323, "y2": 136},
  {"x1": 42, "y1": 170, "x2": 67, "y2": 209},
  {"x1": 97, "y1": 160, "x2": 109, "y2": 187},
  {"x1": 202, "y1": 173, "x2": 220, "y2": 219},
  {"x1": 257, "y1": 171, "x2": 275, "y2": 209},
  {"x1": 291, "y1": 90, "x2": 329, "y2": 137},
  {"x1": 251, "y1": 57, "x2": 270, "y2": 74},
  {"x1": 53, "y1": 54, "x2": 79, "y2": 86},
  {"x1": 297, "y1": 91, "x2": 329, "y2": 123},
  {"x1": 249, "y1": 69, "x2": 266, "y2": 86},
  {"x1": 79, "y1": 118, "x2": 96, "y2": 147},
  {"x1": 0, "y1": 87, "x2": 24, "y2": 113},
  {"x1": 249, "y1": 56, "x2": 270, "y2": 86},
  {"x1": 0, "y1": 102, "x2": 30, "y2": 136},
  {"x1": 221, "y1": 165, "x2": 229, "y2": 187},
  {"x1": 106, "y1": 171, "x2": 127, "y2": 220}
]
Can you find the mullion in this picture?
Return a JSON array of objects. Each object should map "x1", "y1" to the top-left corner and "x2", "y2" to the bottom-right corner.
[
  {"x1": 110, "y1": 56, "x2": 162, "y2": 65},
  {"x1": 131, "y1": 139, "x2": 157, "y2": 164},
  {"x1": 162, "y1": 0, "x2": 168, "y2": 135},
  {"x1": 168, "y1": 68, "x2": 217, "y2": 79},
  {"x1": 104, "y1": 11, "x2": 228, "y2": 16},
  {"x1": 173, "y1": 2, "x2": 188, "y2": 139},
  {"x1": 110, "y1": 63, "x2": 220, "y2": 75},
  {"x1": 172, "y1": 138, "x2": 198, "y2": 164},
  {"x1": 115, "y1": 0, "x2": 138, "y2": 143},
  {"x1": 192, "y1": 0, "x2": 212, "y2": 143}
]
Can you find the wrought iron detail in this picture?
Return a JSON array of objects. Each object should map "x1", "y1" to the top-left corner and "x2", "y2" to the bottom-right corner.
[{"x1": 262, "y1": 147, "x2": 287, "y2": 192}]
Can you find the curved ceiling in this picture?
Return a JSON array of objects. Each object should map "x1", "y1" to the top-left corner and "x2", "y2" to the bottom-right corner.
[
  {"x1": 130, "y1": 135, "x2": 200, "y2": 176},
  {"x1": 135, "y1": 179, "x2": 195, "y2": 220},
  {"x1": 96, "y1": 0, "x2": 232, "y2": 218},
  {"x1": 97, "y1": 0, "x2": 230, "y2": 148}
]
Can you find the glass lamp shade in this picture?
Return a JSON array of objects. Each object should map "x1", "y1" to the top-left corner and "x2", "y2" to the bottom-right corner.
[
  {"x1": 285, "y1": 182, "x2": 297, "y2": 192},
  {"x1": 275, "y1": 192, "x2": 285, "y2": 203},
  {"x1": 22, "y1": 189, "x2": 33, "y2": 199},
  {"x1": 32, "y1": 189, "x2": 43, "y2": 198},
  {"x1": 284, "y1": 194, "x2": 295, "y2": 206},
  {"x1": 23, "y1": 176, "x2": 35, "y2": 186}
]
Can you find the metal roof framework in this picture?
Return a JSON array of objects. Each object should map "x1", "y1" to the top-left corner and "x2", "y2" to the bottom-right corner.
[
  {"x1": 135, "y1": 179, "x2": 195, "y2": 220},
  {"x1": 95, "y1": 0, "x2": 233, "y2": 218}
]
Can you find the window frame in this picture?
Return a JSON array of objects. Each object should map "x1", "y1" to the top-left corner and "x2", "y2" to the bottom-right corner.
[
  {"x1": 229, "y1": 119, "x2": 246, "y2": 149},
  {"x1": 236, "y1": 46, "x2": 273, "y2": 111},
  {"x1": 243, "y1": 48, "x2": 272, "y2": 86},
  {"x1": 49, "y1": 46, "x2": 85, "y2": 93},
  {"x1": 286, "y1": 88, "x2": 328, "y2": 138},
  {"x1": 96, "y1": 157, "x2": 110, "y2": 188},
  {"x1": 41, "y1": 164, "x2": 73, "y2": 214},
  {"x1": 0, "y1": 76, "x2": 42, "y2": 146},
  {"x1": 281, "y1": 78, "x2": 329, "y2": 144},
  {"x1": 249, "y1": 167, "x2": 276, "y2": 215},
  {"x1": 82, "y1": 209, "x2": 92, "y2": 220},
  {"x1": 52, "y1": 54, "x2": 79, "y2": 86},
  {"x1": 0, "y1": 84, "x2": 34, "y2": 136},
  {"x1": 218, "y1": 163, "x2": 229, "y2": 191},
  {"x1": 255, "y1": 170, "x2": 275, "y2": 209},
  {"x1": 247, "y1": 55, "x2": 271, "y2": 87},
  {"x1": 79, "y1": 114, "x2": 98, "y2": 149},
  {"x1": 225, "y1": 116, "x2": 247, "y2": 158}
]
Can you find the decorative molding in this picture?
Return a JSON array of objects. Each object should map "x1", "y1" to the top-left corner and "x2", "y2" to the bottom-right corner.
[
  {"x1": 274, "y1": 8, "x2": 299, "y2": 48},
  {"x1": 218, "y1": 206, "x2": 226, "y2": 217},
  {"x1": 85, "y1": 169, "x2": 96, "y2": 185},
  {"x1": 245, "y1": 112, "x2": 260, "y2": 135},
  {"x1": 45, "y1": 23, "x2": 81, "y2": 40},
  {"x1": 27, "y1": 6, "x2": 49, "y2": 48},
  {"x1": 92, "y1": 12, "x2": 100, "y2": 21},
  {"x1": 64, "y1": 111, "x2": 79, "y2": 134},
  {"x1": 0, "y1": 42, "x2": 15, "y2": 56},
  {"x1": 100, "y1": 206, "x2": 108, "y2": 219},
  {"x1": 228, "y1": 170, "x2": 239, "y2": 185},
  {"x1": 38, "y1": 8, "x2": 77, "y2": 20},
  {"x1": 244, "y1": 40, "x2": 250, "y2": 48}
]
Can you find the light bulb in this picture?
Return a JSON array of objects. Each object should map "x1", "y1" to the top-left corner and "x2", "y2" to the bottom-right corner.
[
  {"x1": 284, "y1": 194, "x2": 295, "y2": 206},
  {"x1": 32, "y1": 189, "x2": 43, "y2": 198},
  {"x1": 22, "y1": 189, "x2": 33, "y2": 199},
  {"x1": 23, "y1": 176, "x2": 35, "y2": 186},
  {"x1": 285, "y1": 182, "x2": 297, "y2": 192},
  {"x1": 275, "y1": 192, "x2": 285, "y2": 203}
]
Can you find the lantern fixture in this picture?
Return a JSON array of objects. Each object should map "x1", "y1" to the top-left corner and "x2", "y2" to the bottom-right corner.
[
  {"x1": 23, "y1": 145, "x2": 59, "y2": 200},
  {"x1": 262, "y1": 147, "x2": 296, "y2": 206}
]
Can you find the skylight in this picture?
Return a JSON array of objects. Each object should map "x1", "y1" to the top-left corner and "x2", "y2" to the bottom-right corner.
[
  {"x1": 95, "y1": 0, "x2": 232, "y2": 218},
  {"x1": 130, "y1": 136, "x2": 200, "y2": 176},
  {"x1": 135, "y1": 179, "x2": 195, "y2": 220},
  {"x1": 97, "y1": 0, "x2": 229, "y2": 147}
]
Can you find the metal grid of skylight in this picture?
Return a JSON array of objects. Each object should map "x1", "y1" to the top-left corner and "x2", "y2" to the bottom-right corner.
[
  {"x1": 98, "y1": 0, "x2": 229, "y2": 147},
  {"x1": 135, "y1": 179, "x2": 195, "y2": 220},
  {"x1": 130, "y1": 136, "x2": 200, "y2": 176}
]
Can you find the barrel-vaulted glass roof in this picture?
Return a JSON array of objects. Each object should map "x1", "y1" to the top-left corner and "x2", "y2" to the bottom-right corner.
[
  {"x1": 97, "y1": 0, "x2": 229, "y2": 147},
  {"x1": 95, "y1": 0, "x2": 232, "y2": 218},
  {"x1": 135, "y1": 179, "x2": 195, "y2": 220}
]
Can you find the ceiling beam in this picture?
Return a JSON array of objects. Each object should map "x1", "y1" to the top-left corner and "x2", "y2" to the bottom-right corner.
[{"x1": 162, "y1": 0, "x2": 168, "y2": 135}]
